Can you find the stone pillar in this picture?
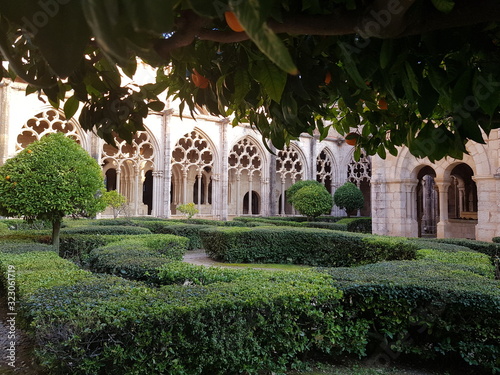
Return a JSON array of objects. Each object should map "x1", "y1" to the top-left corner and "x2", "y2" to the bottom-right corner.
[
  {"x1": 0, "y1": 81, "x2": 10, "y2": 164},
  {"x1": 236, "y1": 172, "x2": 241, "y2": 216},
  {"x1": 310, "y1": 136, "x2": 317, "y2": 180},
  {"x1": 268, "y1": 144, "x2": 277, "y2": 216},
  {"x1": 435, "y1": 179, "x2": 450, "y2": 238},
  {"x1": 248, "y1": 174, "x2": 253, "y2": 215},
  {"x1": 133, "y1": 165, "x2": 140, "y2": 216},
  {"x1": 151, "y1": 171, "x2": 163, "y2": 217},
  {"x1": 162, "y1": 109, "x2": 173, "y2": 218},
  {"x1": 219, "y1": 119, "x2": 229, "y2": 220},
  {"x1": 474, "y1": 175, "x2": 499, "y2": 241}
]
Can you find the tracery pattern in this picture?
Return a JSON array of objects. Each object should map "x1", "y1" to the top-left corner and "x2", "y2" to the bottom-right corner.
[
  {"x1": 316, "y1": 149, "x2": 334, "y2": 192},
  {"x1": 276, "y1": 145, "x2": 303, "y2": 182},
  {"x1": 171, "y1": 130, "x2": 213, "y2": 172},
  {"x1": 16, "y1": 109, "x2": 82, "y2": 151},
  {"x1": 348, "y1": 153, "x2": 371, "y2": 186},
  {"x1": 228, "y1": 138, "x2": 262, "y2": 177},
  {"x1": 102, "y1": 131, "x2": 155, "y2": 168}
]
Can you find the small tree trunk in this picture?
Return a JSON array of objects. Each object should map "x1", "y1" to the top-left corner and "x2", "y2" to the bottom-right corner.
[{"x1": 52, "y1": 218, "x2": 61, "y2": 256}]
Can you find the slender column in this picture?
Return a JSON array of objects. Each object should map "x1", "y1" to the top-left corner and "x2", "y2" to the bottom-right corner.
[
  {"x1": 248, "y1": 174, "x2": 253, "y2": 215},
  {"x1": 219, "y1": 119, "x2": 229, "y2": 220},
  {"x1": 280, "y1": 178, "x2": 286, "y2": 215},
  {"x1": 162, "y1": 109, "x2": 173, "y2": 218},
  {"x1": 116, "y1": 169, "x2": 122, "y2": 195},
  {"x1": 151, "y1": 171, "x2": 162, "y2": 216},
  {"x1": 269, "y1": 144, "x2": 277, "y2": 216},
  {"x1": 0, "y1": 81, "x2": 10, "y2": 164},
  {"x1": 182, "y1": 168, "x2": 188, "y2": 204},
  {"x1": 134, "y1": 165, "x2": 140, "y2": 216},
  {"x1": 435, "y1": 179, "x2": 450, "y2": 238},
  {"x1": 197, "y1": 171, "x2": 202, "y2": 213},
  {"x1": 236, "y1": 172, "x2": 241, "y2": 216}
]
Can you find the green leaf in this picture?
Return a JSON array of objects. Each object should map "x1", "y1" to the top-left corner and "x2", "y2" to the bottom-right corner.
[
  {"x1": 431, "y1": 0, "x2": 455, "y2": 13},
  {"x1": 230, "y1": 0, "x2": 298, "y2": 75},
  {"x1": 251, "y1": 61, "x2": 287, "y2": 103},
  {"x1": 63, "y1": 96, "x2": 80, "y2": 120},
  {"x1": 379, "y1": 40, "x2": 393, "y2": 69},
  {"x1": 473, "y1": 73, "x2": 500, "y2": 116},
  {"x1": 338, "y1": 42, "x2": 367, "y2": 89},
  {"x1": 147, "y1": 101, "x2": 166, "y2": 112}
]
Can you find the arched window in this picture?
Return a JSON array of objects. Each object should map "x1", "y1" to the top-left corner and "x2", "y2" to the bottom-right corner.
[
  {"x1": 276, "y1": 145, "x2": 304, "y2": 215},
  {"x1": 347, "y1": 153, "x2": 371, "y2": 216}
]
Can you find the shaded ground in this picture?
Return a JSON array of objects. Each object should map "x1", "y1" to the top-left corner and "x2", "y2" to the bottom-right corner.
[{"x1": 0, "y1": 292, "x2": 46, "y2": 375}]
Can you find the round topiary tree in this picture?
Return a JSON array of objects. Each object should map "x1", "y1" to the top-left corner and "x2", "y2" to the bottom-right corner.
[
  {"x1": 0, "y1": 133, "x2": 105, "y2": 253},
  {"x1": 333, "y1": 182, "x2": 364, "y2": 217},
  {"x1": 286, "y1": 180, "x2": 324, "y2": 206},
  {"x1": 290, "y1": 184, "x2": 333, "y2": 220}
]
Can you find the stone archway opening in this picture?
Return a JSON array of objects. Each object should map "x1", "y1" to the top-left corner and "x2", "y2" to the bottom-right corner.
[{"x1": 243, "y1": 191, "x2": 260, "y2": 215}]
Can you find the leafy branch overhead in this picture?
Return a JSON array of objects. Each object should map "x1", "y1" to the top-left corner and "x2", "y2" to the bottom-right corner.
[{"x1": 1, "y1": 0, "x2": 500, "y2": 160}]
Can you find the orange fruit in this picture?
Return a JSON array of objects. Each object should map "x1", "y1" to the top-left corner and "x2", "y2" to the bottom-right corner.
[
  {"x1": 345, "y1": 132, "x2": 359, "y2": 146},
  {"x1": 192, "y1": 69, "x2": 210, "y2": 89},
  {"x1": 5, "y1": 175, "x2": 10, "y2": 180},
  {"x1": 27, "y1": 149, "x2": 32, "y2": 153},
  {"x1": 224, "y1": 11, "x2": 244, "y2": 32},
  {"x1": 324, "y1": 71, "x2": 332, "y2": 85},
  {"x1": 378, "y1": 98, "x2": 388, "y2": 110}
]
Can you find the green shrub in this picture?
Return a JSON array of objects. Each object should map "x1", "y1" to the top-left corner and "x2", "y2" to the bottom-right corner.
[
  {"x1": 302, "y1": 222, "x2": 349, "y2": 231},
  {"x1": 335, "y1": 217, "x2": 372, "y2": 233},
  {"x1": 201, "y1": 226, "x2": 417, "y2": 266},
  {"x1": 91, "y1": 219, "x2": 137, "y2": 226},
  {"x1": 176, "y1": 202, "x2": 199, "y2": 219},
  {"x1": 136, "y1": 221, "x2": 210, "y2": 249},
  {"x1": 417, "y1": 237, "x2": 499, "y2": 258},
  {"x1": 416, "y1": 248, "x2": 495, "y2": 278},
  {"x1": 0, "y1": 251, "x2": 91, "y2": 296},
  {"x1": 157, "y1": 261, "x2": 259, "y2": 285},
  {"x1": 20, "y1": 270, "x2": 362, "y2": 375},
  {"x1": 0, "y1": 242, "x2": 55, "y2": 254},
  {"x1": 322, "y1": 261, "x2": 500, "y2": 373},
  {"x1": 291, "y1": 184, "x2": 334, "y2": 220},
  {"x1": 61, "y1": 225, "x2": 151, "y2": 235},
  {"x1": 492, "y1": 237, "x2": 500, "y2": 243},
  {"x1": 333, "y1": 182, "x2": 364, "y2": 217},
  {"x1": 285, "y1": 180, "x2": 324, "y2": 205},
  {"x1": 88, "y1": 235, "x2": 188, "y2": 283}
]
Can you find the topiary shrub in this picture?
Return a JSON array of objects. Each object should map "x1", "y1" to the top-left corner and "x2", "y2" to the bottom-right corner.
[
  {"x1": 285, "y1": 180, "x2": 324, "y2": 206},
  {"x1": 290, "y1": 184, "x2": 333, "y2": 220},
  {"x1": 333, "y1": 182, "x2": 364, "y2": 217}
]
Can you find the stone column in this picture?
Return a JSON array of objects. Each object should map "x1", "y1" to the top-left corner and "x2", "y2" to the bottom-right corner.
[
  {"x1": 162, "y1": 109, "x2": 173, "y2": 218},
  {"x1": 474, "y1": 175, "x2": 499, "y2": 241},
  {"x1": 219, "y1": 119, "x2": 229, "y2": 220},
  {"x1": 0, "y1": 81, "x2": 10, "y2": 164},
  {"x1": 435, "y1": 179, "x2": 450, "y2": 238},
  {"x1": 151, "y1": 171, "x2": 163, "y2": 217},
  {"x1": 310, "y1": 136, "x2": 317, "y2": 180},
  {"x1": 268, "y1": 144, "x2": 277, "y2": 216},
  {"x1": 133, "y1": 165, "x2": 140, "y2": 216}
]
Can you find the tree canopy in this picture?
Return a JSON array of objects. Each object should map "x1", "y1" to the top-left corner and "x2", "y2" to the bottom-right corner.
[
  {"x1": 1, "y1": 0, "x2": 500, "y2": 160},
  {"x1": 0, "y1": 133, "x2": 105, "y2": 251}
]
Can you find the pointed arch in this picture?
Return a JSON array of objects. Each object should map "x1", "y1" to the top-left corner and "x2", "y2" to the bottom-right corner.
[{"x1": 15, "y1": 108, "x2": 87, "y2": 151}]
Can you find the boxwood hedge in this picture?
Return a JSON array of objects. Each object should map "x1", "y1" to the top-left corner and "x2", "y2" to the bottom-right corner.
[
  {"x1": 200, "y1": 226, "x2": 417, "y2": 266},
  {"x1": 61, "y1": 225, "x2": 151, "y2": 235},
  {"x1": 87, "y1": 234, "x2": 189, "y2": 283}
]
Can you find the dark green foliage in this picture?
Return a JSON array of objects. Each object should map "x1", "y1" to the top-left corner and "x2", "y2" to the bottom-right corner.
[
  {"x1": 417, "y1": 237, "x2": 499, "y2": 258},
  {"x1": 90, "y1": 219, "x2": 137, "y2": 226},
  {"x1": 87, "y1": 235, "x2": 188, "y2": 283},
  {"x1": 54, "y1": 234, "x2": 123, "y2": 262},
  {"x1": 301, "y1": 222, "x2": 349, "y2": 231},
  {"x1": 333, "y1": 182, "x2": 364, "y2": 217},
  {"x1": 200, "y1": 226, "x2": 417, "y2": 266},
  {"x1": 322, "y1": 261, "x2": 500, "y2": 372},
  {"x1": 136, "y1": 221, "x2": 210, "y2": 249},
  {"x1": 285, "y1": 180, "x2": 324, "y2": 205},
  {"x1": 290, "y1": 184, "x2": 334, "y2": 219},
  {"x1": 335, "y1": 217, "x2": 372, "y2": 233},
  {"x1": 16, "y1": 267, "x2": 357, "y2": 375},
  {"x1": 157, "y1": 261, "x2": 259, "y2": 285},
  {"x1": 0, "y1": 242, "x2": 55, "y2": 254},
  {"x1": 493, "y1": 237, "x2": 500, "y2": 243},
  {"x1": 61, "y1": 225, "x2": 151, "y2": 235}
]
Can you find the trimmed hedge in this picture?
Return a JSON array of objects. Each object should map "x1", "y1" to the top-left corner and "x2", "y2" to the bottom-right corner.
[
  {"x1": 61, "y1": 225, "x2": 151, "y2": 236},
  {"x1": 0, "y1": 242, "x2": 55, "y2": 254},
  {"x1": 335, "y1": 217, "x2": 372, "y2": 233},
  {"x1": 200, "y1": 226, "x2": 417, "y2": 266},
  {"x1": 88, "y1": 234, "x2": 188, "y2": 283},
  {"x1": 14, "y1": 266, "x2": 364, "y2": 375},
  {"x1": 135, "y1": 221, "x2": 210, "y2": 249},
  {"x1": 417, "y1": 237, "x2": 499, "y2": 258},
  {"x1": 322, "y1": 261, "x2": 500, "y2": 373}
]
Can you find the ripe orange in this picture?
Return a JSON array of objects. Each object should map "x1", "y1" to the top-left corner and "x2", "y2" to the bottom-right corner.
[
  {"x1": 192, "y1": 69, "x2": 210, "y2": 89},
  {"x1": 345, "y1": 132, "x2": 359, "y2": 146},
  {"x1": 5, "y1": 175, "x2": 10, "y2": 180},
  {"x1": 224, "y1": 11, "x2": 244, "y2": 32},
  {"x1": 324, "y1": 71, "x2": 332, "y2": 85},
  {"x1": 378, "y1": 98, "x2": 388, "y2": 110}
]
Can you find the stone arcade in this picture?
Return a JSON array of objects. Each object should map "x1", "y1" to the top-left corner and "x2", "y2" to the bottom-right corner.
[{"x1": 1, "y1": 74, "x2": 499, "y2": 242}]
